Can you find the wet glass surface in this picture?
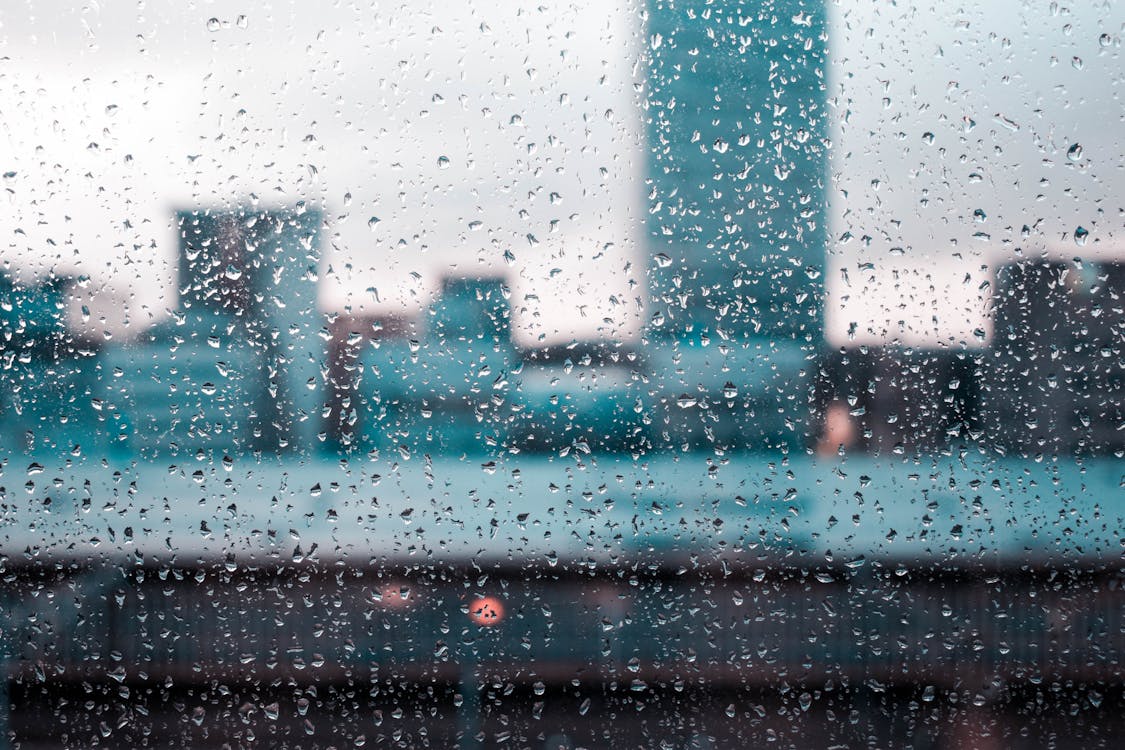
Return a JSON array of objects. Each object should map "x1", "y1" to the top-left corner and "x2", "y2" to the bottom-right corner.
[{"x1": 0, "y1": 1, "x2": 1121, "y2": 747}]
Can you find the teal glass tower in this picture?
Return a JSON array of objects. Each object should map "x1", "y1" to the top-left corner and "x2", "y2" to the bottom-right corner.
[{"x1": 644, "y1": 0, "x2": 828, "y2": 451}]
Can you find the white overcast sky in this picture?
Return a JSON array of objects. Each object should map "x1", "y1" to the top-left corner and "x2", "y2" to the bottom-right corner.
[
  {"x1": 1, "y1": 0, "x2": 1121, "y2": 347},
  {"x1": 827, "y1": 0, "x2": 1123, "y2": 347}
]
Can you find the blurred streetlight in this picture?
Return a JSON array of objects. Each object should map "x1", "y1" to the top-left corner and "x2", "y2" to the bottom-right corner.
[{"x1": 459, "y1": 594, "x2": 505, "y2": 750}]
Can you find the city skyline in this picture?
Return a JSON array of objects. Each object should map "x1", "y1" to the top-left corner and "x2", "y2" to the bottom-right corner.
[
  {"x1": 2, "y1": 1, "x2": 1121, "y2": 351},
  {"x1": 0, "y1": 6, "x2": 1121, "y2": 747}
]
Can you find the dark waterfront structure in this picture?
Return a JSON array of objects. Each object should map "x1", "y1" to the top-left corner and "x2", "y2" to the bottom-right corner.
[{"x1": 980, "y1": 260, "x2": 1124, "y2": 457}]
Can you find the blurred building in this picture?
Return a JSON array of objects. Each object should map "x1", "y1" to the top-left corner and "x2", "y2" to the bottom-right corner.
[
  {"x1": 0, "y1": 272, "x2": 98, "y2": 453},
  {"x1": 980, "y1": 259, "x2": 1123, "y2": 457},
  {"x1": 512, "y1": 343, "x2": 647, "y2": 455},
  {"x1": 814, "y1": 259, "x2": 1124, "y2": 459},
  {"x1": 323, "y1": 312, "x2": 413, "y2": 449},
  {"x1": 327, "y1": 283, "x2": 649, "y2": 457},
  {"x1": 644, "y1": 0, "x2": 829, "y2": 452},
  {"x1": 349, "y1": 277, "x2": 518, "y2": 456},
  {"x1": 816, "y1": 346, "x2": 982, "y2": 457},
  {"x1": 97, "y1": 207, "x2": 324, "y2": 458}
]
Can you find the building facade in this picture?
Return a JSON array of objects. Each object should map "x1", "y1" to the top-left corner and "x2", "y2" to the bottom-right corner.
[{"x1": 644, "y1": 0, "x2": 830, "y2": 452}]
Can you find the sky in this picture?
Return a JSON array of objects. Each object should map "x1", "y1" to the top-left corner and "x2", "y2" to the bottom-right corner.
[
  {"x1": 826, "y1": 0, "x2": 1123, "y2": 347},
  {"x1": 1, "y1": 0, "x2": 647, "y2": 345},
  {"x1": 1, "y1": 0, "x2": 1121, "y2": 347}
]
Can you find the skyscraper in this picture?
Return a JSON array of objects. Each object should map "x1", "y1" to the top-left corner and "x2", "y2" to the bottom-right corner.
[{"x1": 644, "y1": 0, "x2": 829, "y2": 451}]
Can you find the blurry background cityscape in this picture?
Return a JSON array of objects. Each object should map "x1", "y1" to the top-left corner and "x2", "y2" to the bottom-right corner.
[{"x1": 0, "y1": 0, "x2": 1122, "y2": 748}]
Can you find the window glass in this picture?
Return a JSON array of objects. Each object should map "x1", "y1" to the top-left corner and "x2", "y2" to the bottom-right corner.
[{"x1": 1, "y1": 1, "x2": 1121, "y2": 747}]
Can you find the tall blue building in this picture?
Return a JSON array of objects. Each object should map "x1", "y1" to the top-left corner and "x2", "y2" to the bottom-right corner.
[{"x1": 644, "y1": 0, "x2": 829, "y2": 451}]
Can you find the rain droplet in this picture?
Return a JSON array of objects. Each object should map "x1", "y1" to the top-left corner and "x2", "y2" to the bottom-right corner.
[
  {"x1": 1066, "y1": 143, "x2": 1083, "y2": 162},
  {"x1": 206, "y1": 18, "x2": 221, "y2": 32}
]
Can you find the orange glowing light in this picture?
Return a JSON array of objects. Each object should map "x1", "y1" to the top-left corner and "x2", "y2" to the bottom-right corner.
[{"x1": 468, "y1": 596, "x2": 505, "y2": 626}]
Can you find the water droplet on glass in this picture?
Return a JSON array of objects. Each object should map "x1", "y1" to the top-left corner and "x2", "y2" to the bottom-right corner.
[{"x1": 799, "y1": 692, "x2": 812, "y2": 712}]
